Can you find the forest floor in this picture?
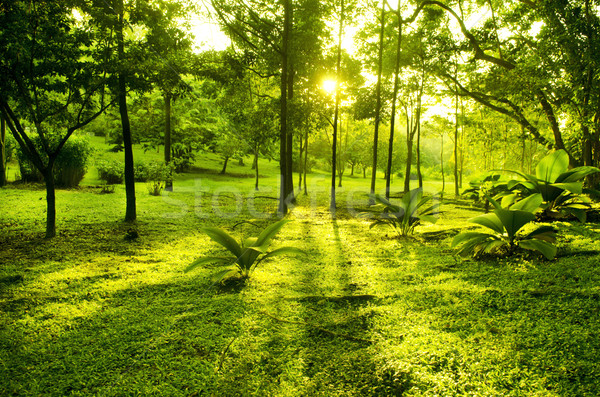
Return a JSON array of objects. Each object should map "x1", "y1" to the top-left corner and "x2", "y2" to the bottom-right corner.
[{"x1": 1, "y1": 138, "x2": 600, "y2": 396}]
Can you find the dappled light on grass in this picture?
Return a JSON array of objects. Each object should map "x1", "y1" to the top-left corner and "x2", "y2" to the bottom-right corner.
[{"x1": 2, "y1": 181, "x2": 600, "y2": 395}]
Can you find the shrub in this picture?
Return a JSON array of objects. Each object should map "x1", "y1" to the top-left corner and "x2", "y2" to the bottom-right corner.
[
  {"x1": 96, "y1": 159, "x2": 124, "y2": 184},
  {"x1": 499, "y1": 150, "x2": 599, "y2": 221},
  {"x1": 452, "y1": 194, "x2": 557, "y2": 260},
  {"x1": 145, "y1": 162, "x2": 173, "y2": 196},
  {"x1": 363, "y1": 188, "x2": 440, "y2": 236},
  {"x1": 16, "y1": 135, "x2": 91, "y2": 187},
  {"x1": 186, "y1": 219, "x2": 305, "y2": 282},
  {"x1": 134, "y1": 161, "x2": 150, "y2": 182}
]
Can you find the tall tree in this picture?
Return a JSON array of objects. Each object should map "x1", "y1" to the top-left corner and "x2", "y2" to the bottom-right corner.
[
  {"x1": 0, "y1": 115, "x2": 6, "y2": 187},
  {"x1": 0, "y1": 0, "x2": 111, "y2": 237},
  {"x1": 371, "y1": 0, "x2": 386, "y2": 201}
]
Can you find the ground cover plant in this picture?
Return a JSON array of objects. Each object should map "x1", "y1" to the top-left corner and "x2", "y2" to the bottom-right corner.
[{"x1": 2, "y1": 146, "x2": 600, "y2": 396}]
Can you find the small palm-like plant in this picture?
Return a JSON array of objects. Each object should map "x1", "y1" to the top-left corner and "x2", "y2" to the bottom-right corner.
[
  {"x1": 501, "y1": 150, "x2": 599, "y2": 222},
  {"x1": 364, "y1": 188, "x2": 440, "y2": 236},
  {"x1": 186, "y1": 219, "x2": 305, "y2": 282},
  {"x1": 452, "y1": 194, "x2": 557, "y2": 260}
]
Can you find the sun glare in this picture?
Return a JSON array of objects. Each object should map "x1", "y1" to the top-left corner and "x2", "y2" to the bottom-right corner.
[{"x1": 322, "y1": 79, "x2": 337, "y2": 94}]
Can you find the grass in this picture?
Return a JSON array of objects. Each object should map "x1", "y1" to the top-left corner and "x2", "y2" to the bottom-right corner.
[{"x1": 1, "y1": 137, "x2": 600, "y2": 396}]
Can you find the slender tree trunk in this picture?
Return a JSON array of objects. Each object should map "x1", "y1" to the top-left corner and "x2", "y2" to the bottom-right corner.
[
  {"x1": 298, "y1": 132, "x2": 303, "y2": 190},
  {"x1": 0, "y1": 115, "x2": 6, "y2": 187},
  {"x1": 404, "y1": 133, "x2": 414, "y2": 193},
  {"x1": 331, "y1": 0, "x2": 344, "y2": 212},
  {"x1": 164, "y1": 92, "x2": 173, "y2": 191},
  {"x1": 254, "y1": 150, "x2": 259, "y2": 191},
  {"x1": 43, "y1": 163, "x2": 56, "y2": 239},
  {"x1": 370, "y1": 1, "x2": 386, "y2": 201},
  {"x1": 221, "y1": 156, "x2": 229, "y2": 174},
  {"x1": 521, "y1": 125, "x2": 526, "y2": 172},
  {"x1": 454, "y1": 85, "x2": 459, "y2": 196},
  {"x1": 278, "y1": 0, "x2": 291, "y2": 215},
  {"x1": 441, "y1": 133, "x2": 445, "y2": 199},
  {"x1": 303, "y1": 130, "x2": 308, "y2": 195},
  {"x1": 117, "y1": 7, "x2": 136, "y2": 223},
  {"x1": 286, "y1": 23, "x2": 295, "y2": 204},
  {"x1": 404, "y1": 110, "x2": 414, "y2": 193},
  {"x1": 417, "y1": 113, "x2": 422, "y2": 189},
  {"x1": 337, "y1": 116, "x2": 343, "y2": 188},
  {"x1": 386, "y1": 8, "x2": 402, "y2": 200}
]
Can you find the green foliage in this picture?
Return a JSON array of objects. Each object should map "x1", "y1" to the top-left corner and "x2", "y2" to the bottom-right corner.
[
  {"x1": 501, "y1": 150, "x2": 600, "y2": 222},
  {"x1": 364, "y1": 188, "x2": 439, "y2": 236},
  {"x1": 452, "y1": 194, "x2": 557, "y2": 260},
  {"x1": 186, "y1": 219, "x2": 305, "y2": 282},
  {"x1": 16, "y1": 136, "x2": 91, "y2": 187},
  {"x1": 96, "y1": 159, "x2": 124, "y2": 185},
  {"x1": 145, "y1": 162, "x2": 173, "y2": 196}
]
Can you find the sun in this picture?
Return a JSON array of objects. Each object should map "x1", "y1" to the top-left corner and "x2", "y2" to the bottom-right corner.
[{"x1": 322, "y1": 79, "x2": 337, "y2": 94}]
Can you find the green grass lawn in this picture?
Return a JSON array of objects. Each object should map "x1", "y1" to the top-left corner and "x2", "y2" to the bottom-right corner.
[{"x1": 1, "y1": 138, "x2": 600, "y2": 396}]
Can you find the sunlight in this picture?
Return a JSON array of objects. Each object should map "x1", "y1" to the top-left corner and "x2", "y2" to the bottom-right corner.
[{"x1": 322, "y1": 79, "x2": 337, "y2": 94}]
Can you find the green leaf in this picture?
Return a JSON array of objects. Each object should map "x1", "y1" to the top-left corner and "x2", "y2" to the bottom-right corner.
[
  {"x1": 551, "y1": 182, "x2": 583, "y2": 194},
  {"x1": 202, "y1": 227, "x2": 242, "y2": 258},
  {"x1": 470, "y1": 213, "x2": 504, "y2": 234},
  {"x1": 518, "y1": 239, "x2": 557, "y2": 260},
  {"x1": 556, "y1": 166, "x2": 600, "y2": 183},
  {"x1": 522, "y1": 225, "x2": 557, "y2": 242},
  {"x1": 255, "y1": 219, "x2": 290, "y2": 248},
  {"x1": 254, "y1": 247, "x2": 306, "y2": 268},
  {"x1": 185, "y1": 256, "x2": 234, "y2": 272},
  {"x1": 495, "y1": 209, "x2": 536, "y2": 240},
  {"x1": 510, "y1": 194, "x2": 542, "y2": 212},
  {"x1": 536, "y1": 150, "x2": 569, "y2": 183}
]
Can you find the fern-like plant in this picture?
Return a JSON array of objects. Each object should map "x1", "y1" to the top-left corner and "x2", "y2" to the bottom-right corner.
[
  {"x1": 186, "y1": 219, "x2": 305, "y2": 282},
  {"x1": 452, "y1": 194, "x2": 557, "y2": 260},
  {"x1": 500, "y1": 150, "x2": 599, "y2": 221},
  {"x1": 364, "y1": 188, "x2": 440, "y2": 236}
]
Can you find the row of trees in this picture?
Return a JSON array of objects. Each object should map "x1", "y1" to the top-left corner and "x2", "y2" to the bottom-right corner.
[{"x1": 2, "y1": 0, "x2": 599, "y2": 238}]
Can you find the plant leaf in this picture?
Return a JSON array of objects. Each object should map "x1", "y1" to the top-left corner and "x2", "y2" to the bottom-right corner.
[
  {"x1": 556, "y1": 166, "x2": 600, "y2": 183},
  {"x1": 518, "y1": 239, "x2": 557, "y2": 260},
  {"x1": 536, "y1": 150, "x2": 569, "y2": 183},
  {"x1": 254, "y1": 247, "x2": 306, "y2": 268},
  {"x1": 495, "y1": 209, "x2": 536, "y2": 240},
  {"x1": 469, "y1": 213, "x2": 504, "y2": 234},
  {"x1": 254, "y1": 219, "x2": 290, "y2": 248},
  {"x1": 510, "y1": 194, "x2": 542, "y2": 212},
  {"x1": 185, "y1": 256, "x2": 234, "y2": 272},
  {"x1": 202, "y1": 227, "x2": 243, "y2": 258}
]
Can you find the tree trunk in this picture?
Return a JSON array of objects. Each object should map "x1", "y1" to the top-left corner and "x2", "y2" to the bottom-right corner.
[
  {"x1": 303, "y1": 130, "x2": 308, "y2": 195},
  {"x1": 370, "y1": 1, "x2": 386, "y2": 201},
  {"x1": 417, "y1": 113, "x2": 423, "y2": 189},
  {"x1": 454, "y1": 86, "x2": 459, "y2": 196},
  {"x1": 386, "y1": 9, "x2": 402, "y2": 200},
  {"x1": 278, "y1": 0, "x2": 291, "y2": 215},
  {"x1": 221, "y1": 156, "x2": 229, "y2": 174},
  {"x1": 404, "y1": 136, "x2": 413, "y2": 193},
  {"x1": 254, "y1": 150, "x2": 259, "y2": 191},
  {"x1": 238, "y1": 157, "x2": 245, "y2": 166},
  {"x1": 298, "y1": 131, "x2": 303, "y2": 190},
  {"x1": 441, "y1": 133, "x2": 445, "y2": 199},
  {"x1": 0, "y1": 115, "x2": 6, "y2": 187},
  {"x1": 331, "y1": 0, "x2": 344, "y2": 212},
  {"x1": 117, "y1": 5, "x2": 136, "y2": 223},
  {"x1": 43, "y1": 163, "x2": 56, "y2": 239},
  {"x1": 164, "y1": 92, "x2": 173, "y2": 191}
]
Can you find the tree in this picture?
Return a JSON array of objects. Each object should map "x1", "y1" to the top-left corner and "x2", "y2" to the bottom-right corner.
[
  {"x1": 143, "y1": 0, "x2": 195, "y2": 191},
  {"x1": 0, "y1": 115, "x2": 6, "y2": 187},
  {"x1": 0, "y1": 1, "x2": 112, "y2": 238}
]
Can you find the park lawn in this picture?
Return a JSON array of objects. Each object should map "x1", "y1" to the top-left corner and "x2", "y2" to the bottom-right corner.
[{"x1": 2, "y1": 140, "x2": 600, "y2": 395}]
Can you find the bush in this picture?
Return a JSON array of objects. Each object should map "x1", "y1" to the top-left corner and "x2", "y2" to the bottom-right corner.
[
  {"x1": 16, "y1": 135, "x2": 91, "y2": 187},
  {"x1": 96, "y1": 159, "x2": 124, "y2": 184},
  {"x1": 145, "y1": 162, "x2": 173, "y2": 196},
  {"x1": 134, "y1": 161, "x2": 150, "y2": 182}
]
